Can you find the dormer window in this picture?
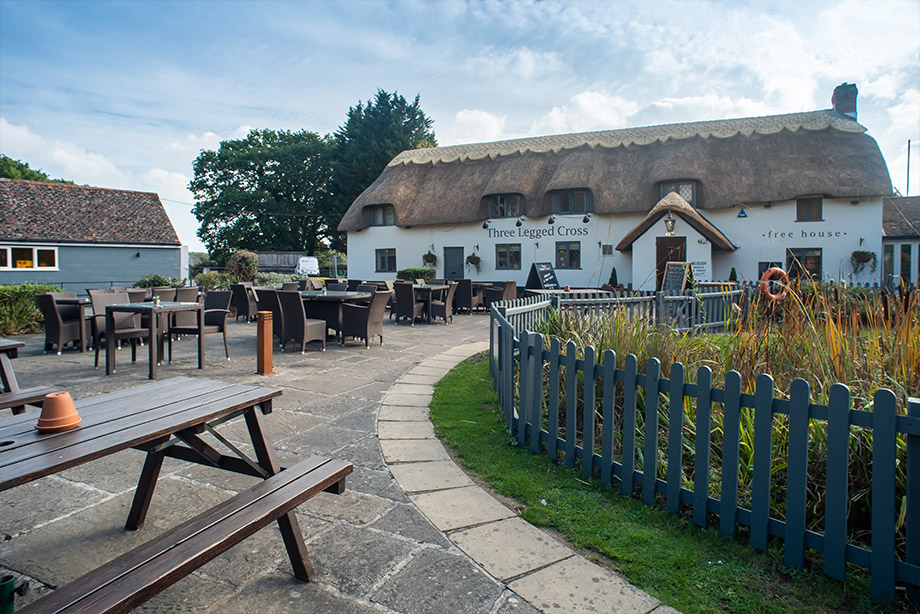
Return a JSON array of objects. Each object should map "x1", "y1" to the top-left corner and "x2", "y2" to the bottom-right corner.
[
  {"x1": 486, "y1": 194, "x2": 522, "y2": 218},
  {"x1": 659, "y1": 181, "x2": 696, "y2": 206},
  {"x1": 796, "y1": 198, "x2": 823, "y2": 222},
  {"x1": 551, "y1": 190, "x2": 591, "y2": 215},
  {"x1": 367, "y1": 204, "x2": 395, "y2": 226}
]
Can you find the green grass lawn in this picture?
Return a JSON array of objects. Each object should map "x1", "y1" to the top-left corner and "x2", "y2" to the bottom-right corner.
[{"x1": 429, "y1": 353, "x2": 914, "y2": 614}]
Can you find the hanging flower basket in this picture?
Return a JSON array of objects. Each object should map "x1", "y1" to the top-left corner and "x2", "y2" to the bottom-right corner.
[
  {"x1": 465, "y1": 253, "x2": 482, "y2": 273},
  {"x1": 422, "y1": 251, "x2": 438, "y2": 268}
]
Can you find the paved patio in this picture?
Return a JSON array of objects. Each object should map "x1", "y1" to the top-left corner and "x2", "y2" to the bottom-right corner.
[{"x1": 1, "y1": 313, "x2": 672, "y2": 613}]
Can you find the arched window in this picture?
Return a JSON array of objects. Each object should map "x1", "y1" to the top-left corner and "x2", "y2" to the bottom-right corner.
[{"x1": 366, "y1": 204, "x2": 396, "y2": 226}]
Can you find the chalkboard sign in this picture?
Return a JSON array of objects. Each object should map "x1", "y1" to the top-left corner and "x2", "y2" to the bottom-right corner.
[
  {"x1": 660, "y1": 261, "x2": 689, "y2": 294},
  {"x1": 526, "y1": 262, "x2": 560, "y2": 290}
]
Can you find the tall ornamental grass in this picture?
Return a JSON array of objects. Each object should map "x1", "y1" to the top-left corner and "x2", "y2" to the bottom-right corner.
[{"x1": 531, "y1": 282, "x2": 916, "y2": 552}]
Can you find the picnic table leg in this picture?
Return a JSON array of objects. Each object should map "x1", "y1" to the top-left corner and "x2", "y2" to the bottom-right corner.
[
  {"x1": 126, "y1": 436, "x2": 169, "y2": 530},
  {"x1": 244, "y1": 405, "x2": 315, "y2": 581}
]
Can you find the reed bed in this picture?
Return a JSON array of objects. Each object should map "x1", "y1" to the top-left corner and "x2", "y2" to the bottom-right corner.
[{"x1": 531, "y1": 281, "x2": 917, "y2": 551}]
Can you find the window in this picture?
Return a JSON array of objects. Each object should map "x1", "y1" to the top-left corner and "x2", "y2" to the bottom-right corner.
[
  {"x1": 495, "y1": 244, "x2": 521, "y2": 270},
  {"x1": 367, "y1": 204, "x2": 395, "y2": 226},
  {"x1": 487, "y1": 194, "x2": 522, "y2": 218},
  {"x1": 883, "y1": 244, "x2": 894, "y2": 287},
  {"x1": 796, "y1": 198, "x2": 823, "y2": 221},
  {"x1": 758, "y1": 261, "x2": 783, "y2": 279},
  {"x1": 659, "y1": 181, "x2": 696, "y2": 206},
  {"x1": 552, "y1": 190, "x2": 590, "y2": 215},
  {"x1": 901, "y1": 244, "x2": 913, "y2": 287},
  {"x1": 556, "y1": 241, "x2": 581, "y2": 269},
  {"x1": 375, "y1": 248, "x2": 396, "y2": 272},
  {"x1": 786, "y1": 248, "x2": 822, "y2": 279},
  {"x1": 0, "y1": 246, "x2": 58, "y2": 270}
]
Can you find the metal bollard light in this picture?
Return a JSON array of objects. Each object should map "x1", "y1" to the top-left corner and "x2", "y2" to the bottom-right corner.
[{"x1": 256, "y1": 311, "x2": 274, "y2": 375}]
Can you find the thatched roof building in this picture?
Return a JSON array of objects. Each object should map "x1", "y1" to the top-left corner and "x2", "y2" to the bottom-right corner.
[{"x1": 339, "y1": 108, "x2": 891, "y2": 232}]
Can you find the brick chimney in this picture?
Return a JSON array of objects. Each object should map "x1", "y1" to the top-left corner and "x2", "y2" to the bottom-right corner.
[{"x1": 832, "y1": 83, "x2": 858, "y2": 119}]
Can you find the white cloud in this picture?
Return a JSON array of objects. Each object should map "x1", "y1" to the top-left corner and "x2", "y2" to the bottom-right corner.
[
  {"x1": 630, "y1": 94, "x2": 772, "y2": 127},
  {"x1": 0, "y1": 117, "x2": 130, "y2": 188},
  {"x1": 444, "y1": 109, "x2": 508, "y2": 145},
  {"x1": 529, "y1": 92, "x2": 639, "y2": 135},
  {"x1": 466, "y1": 47, "x2": 565, "y2": 81},
  {"x1": 139, "y1": 168, "x2": 204, "y2": 251}
]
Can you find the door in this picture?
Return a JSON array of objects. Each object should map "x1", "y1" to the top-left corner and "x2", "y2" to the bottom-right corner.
[
  {"x1": 656, "y1": 237, "x2": 686, "y2": 290},
  {"x1": 443, "y1": 247, "x2": 464, "y2": 280}
]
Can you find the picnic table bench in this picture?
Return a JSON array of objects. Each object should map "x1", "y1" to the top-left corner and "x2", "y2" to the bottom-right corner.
[
  {"x1": 1, "y1": 376, "x2": 352, "y2": 612},
  {"x1": 0, "y1": 338, "x2": 55, "y2": 415}
]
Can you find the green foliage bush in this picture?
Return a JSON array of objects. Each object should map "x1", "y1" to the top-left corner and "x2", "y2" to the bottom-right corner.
[
  {"x1": 254, "y1": 272, "x2": 303, "y2": 286},
  {"x1": 396, "y1": 268, "x2": 435, "y2": 282},
  {"x1": 0, "y1": 283, "x2": 62, "y2": 335},
  {"x1": 134, "y1": 274, "x2": 179, "y2": 288},
  {"x1": 194, "y1": 272, "x2": 235, "y2": 291},
  {"x1": 607, "y1": 266, "x2": 618, "y2": 287},
  {"x1": 226, "y1": 250, "x2": 259, "y2": 281}
]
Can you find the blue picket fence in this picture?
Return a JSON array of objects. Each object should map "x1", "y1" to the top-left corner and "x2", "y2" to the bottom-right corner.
[{"x1": 488, "y1": 296, "x2": 919, "y2": 605}]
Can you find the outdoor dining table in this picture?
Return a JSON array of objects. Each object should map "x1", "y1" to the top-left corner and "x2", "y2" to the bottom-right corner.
[
  {"x1": 54, "y1": 296, "x2": 91, "y2": 352},
  {"x1": 0, "y1": 375, "x2": 313, "y2": 548},
  {"x1": 299, "y1": 290, "x2": 371, "y2": 343},
  {"x1": 413, "y1": 284, "x2": 449, "y2": 324},
  {"x1": 105, "y1": 301, "x2": 203, "y2": 379}
]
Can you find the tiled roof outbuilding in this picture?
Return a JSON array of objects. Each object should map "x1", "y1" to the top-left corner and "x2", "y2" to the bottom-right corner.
[
  {"x1": 0, "y1": 178, "x2": 181, "y2": 245},
  {"x1": 882, "y1": 196, "x2": 920, "y2": 239}
]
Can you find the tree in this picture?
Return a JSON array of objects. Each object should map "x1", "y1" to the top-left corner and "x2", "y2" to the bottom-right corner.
[
  {"x1": 0, "y1": 155, "x2": 73, "y2": 183},
  {"x1": 189, "y1": 129, "x2": 334, "y2": 262},
  {"x1": 328, "y1": 90, "x2": 436, "y2": 251}
]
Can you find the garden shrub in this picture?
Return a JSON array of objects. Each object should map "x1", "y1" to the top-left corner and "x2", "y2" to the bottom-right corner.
[
  {"x1": 397, "y1": 268, "x2": 435, "y2": 282},
  {"x1": 226, "y1": 250, "x2": 258, "y2": 281},
  {"x1": 194, "y1": 271, "x2": 234, "y2": 291},
  {"x1": 0, "y1": 283, "x2": 62, "y2": 335},
  {"x1": 134, "y1": 273, "x2": 178, "y2": 288},
  {"x1": 254, "y1": 272, "x2": 303, "y2": 286}
]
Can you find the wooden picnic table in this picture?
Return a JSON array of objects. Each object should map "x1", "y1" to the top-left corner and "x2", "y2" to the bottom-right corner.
[
  {"x1": 2, "y1": 377, "x2": 350, "y2": 610},
  {"x1": 106, "y1": 301, "x2": 204, "y2": 379}
]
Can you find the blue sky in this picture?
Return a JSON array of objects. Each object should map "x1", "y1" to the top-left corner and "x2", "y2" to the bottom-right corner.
[{"x1": 1, "y1": 0, "x2": 918, "y2": 251}]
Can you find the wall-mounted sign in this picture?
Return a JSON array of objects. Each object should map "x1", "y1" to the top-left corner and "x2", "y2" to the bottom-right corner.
[
  {"x1": 526, "y1": 262, "x2": 560, "y2": 290},
  {"x1": 690, "y1": 260, "x2": 709, "y2": 282}
]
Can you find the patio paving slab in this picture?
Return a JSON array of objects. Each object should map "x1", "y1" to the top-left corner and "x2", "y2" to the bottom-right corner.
[
  {"x1": 409, "y1": 486, "x2": 516, "y2": 531},
  {"x1": 377, "y1": 420, "x2": 435, "y2": 439},
  {"x1": 381, "y1": 438, "x2": 452, "y2": 463}
]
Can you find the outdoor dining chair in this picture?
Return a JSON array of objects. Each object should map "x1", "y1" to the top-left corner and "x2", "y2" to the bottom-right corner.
[
  {"x1": 309, "y1": 278, "x2": 325, "y2": 291},
  {"x1": 231, "y1": 283, "x2": 258, "y2": 322},
  {"x1": 89, "y1": 292, "x2": 149, "y2": 369},
  {"x1": 171, "y1": 287, "x2": 201, "y2": 331},
  {"x1": 255, "y1": 287, "x2": 285, "y2": 346},
  {"x1": 355, "y1": 284, "x2": 378, "y2": 306},
  {"x1": 36, "y1": 293, "x2": 82, "y2": 354},
  {"x1": 455, "y1": 278, "x2": 483, "y2": 313},
  {"x1": 393, "y1": 282, "x2": 424, "y2": 324},
  {"x1": 326, "y1": 283, "x2": 347, "y2": 292},
  {"x1": 429, "y1": 281, "x2": 458, "y2": 324},
  {"x1": 281, "y1": 282, "x2": 300, "y2": 292},
  {"x1": 483, "y1": 281, "x2": 517, "y2": 309},
  {"x1": 277, "y1": 291, "x2": 326, "y2": 352},
  {"x1": 127, "y1": 288, "x2": 149, "y2": 303},
  {"x1": 167, "y1": 290, "x2": 232, "y2": 362},
  {"x1": 341, "y1": 290, "x2": 392, "y2": 347}
]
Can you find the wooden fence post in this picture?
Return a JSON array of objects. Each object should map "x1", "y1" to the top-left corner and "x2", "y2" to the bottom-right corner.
[
  {"x1": 907, "y1": 397, "x2": 919, "y2": 607},
  {"x1": 871, "y1": 389, "x2": 898, "y2": 604}
]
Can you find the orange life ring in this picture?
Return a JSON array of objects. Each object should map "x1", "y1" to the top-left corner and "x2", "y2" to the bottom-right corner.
[{"x1": 759, "y1": 267, "x2": 789, "y2": 301}]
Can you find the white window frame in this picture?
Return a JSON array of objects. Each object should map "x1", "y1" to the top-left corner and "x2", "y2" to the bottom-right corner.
[{"x1": 0, "y1": 245, "x2": 60, "y2": 271}]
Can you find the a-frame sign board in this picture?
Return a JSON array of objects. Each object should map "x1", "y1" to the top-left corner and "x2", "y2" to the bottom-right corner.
[{"x1": 526, "y1": 262, "x2": 560, "y2": 290}]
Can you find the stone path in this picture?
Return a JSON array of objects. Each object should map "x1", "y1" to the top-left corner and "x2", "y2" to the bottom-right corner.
[{"x1": 1, "y1": 314, "x2": 675, "y2": 613}]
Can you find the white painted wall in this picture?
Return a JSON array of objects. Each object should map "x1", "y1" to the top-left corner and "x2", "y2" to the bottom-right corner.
[
  {"x1": 346, "y1": 197, "x2": 885, "y2": 289},
  {"x1": 709, "y1": 197, "x2": 884, "y2": 285}
]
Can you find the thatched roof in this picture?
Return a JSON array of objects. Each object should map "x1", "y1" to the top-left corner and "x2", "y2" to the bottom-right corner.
[
  {"x1": 0, "y1": 178, "x2": 181, "y2": 245},
  {"x1": 338, "y1": 109, "x2": 892, "y2": 232},
  {"x1": 883, "y1": 196, "x2": 920, "y2": 238},
  {"x1": 616, "y1": 192, "x2": 735, "y2": 252}
]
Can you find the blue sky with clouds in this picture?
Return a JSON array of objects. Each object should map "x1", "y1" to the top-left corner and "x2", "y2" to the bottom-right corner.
[{"x1": 1, "y1": 0, "x2": 918, "y2": 251}]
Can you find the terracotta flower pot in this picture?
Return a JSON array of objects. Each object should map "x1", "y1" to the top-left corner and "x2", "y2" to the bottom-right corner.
[{"x1": 36, "y1": 391, "x2": 81, "y2": 433}]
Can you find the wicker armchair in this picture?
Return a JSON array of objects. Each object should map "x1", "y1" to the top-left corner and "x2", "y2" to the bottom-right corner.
[
  {"x1": 36, "y1": 293, "x2": 82, "y2": 354},
  {"x1": 342, "y1": 290, "x2": 392, "y2": 347},
  {"x1": 167, "y1": 291, "x2": 232, "y2": 362}
]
